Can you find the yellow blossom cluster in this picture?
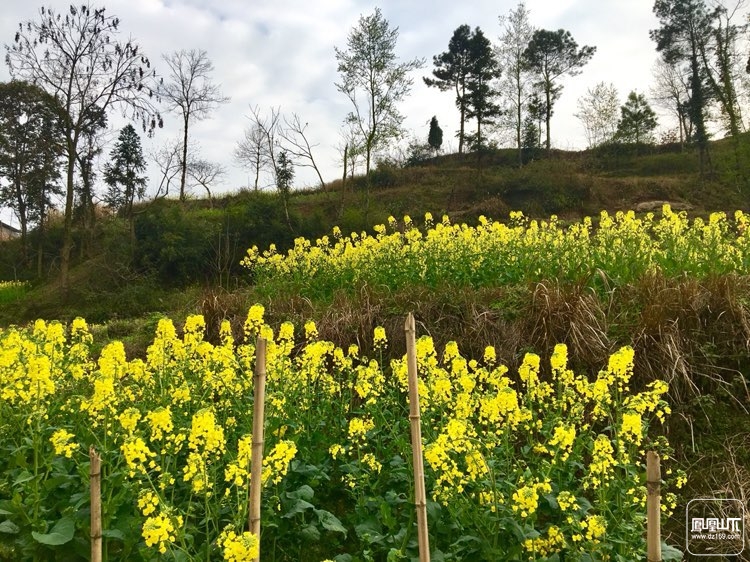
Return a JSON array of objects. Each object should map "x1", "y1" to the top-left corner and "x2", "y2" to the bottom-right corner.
[
  {"x1": 390, "y1": 336, "x2": 679, "y2": 558},
  {"x1": 523, "y1": 525, "x2": 566, "y2": 559},
  {"x1": 49, "y1": 428, "x2": 77, "y2": 458},
  {"x1": 512, "y1": 480, "x2": 552, "y2": 518},
  {"x1": 142, "y1": 511, "x2": 182, "y2": 554},
  {"x1": 218, "y1": 526, "x2": 260, "y2": 562},
  {"x1": 261, "y1": 440, "x2": 298, "y2": 485}
]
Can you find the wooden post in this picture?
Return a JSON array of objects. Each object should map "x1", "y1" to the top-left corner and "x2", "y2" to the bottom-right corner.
[
  {"x1": 646, "y1": 451, "x2": 662, "y2": 562},
  {"x1": 405, "y1": 313, "x2": 431, "y2": 562},
  {"x1": 90, "y1": 446, "x2": 102, "y2": 562},
  {"x1": 249, "y1": 337, "x2": 267, "y2": 562}
]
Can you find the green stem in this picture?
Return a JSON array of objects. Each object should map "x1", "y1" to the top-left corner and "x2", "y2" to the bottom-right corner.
[{"x1": 205, "y1": 490, "x2": 210, "y2": 561}]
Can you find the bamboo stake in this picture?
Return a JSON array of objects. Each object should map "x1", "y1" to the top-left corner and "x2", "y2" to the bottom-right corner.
[
  {"x1": 405, "y1": 313, "x2": 431, "y2": 562},
  {"x1": 90, "y1": 446, "x2": 102, "y2": 562},
  {"x1": 646, "y1": 451, "x2": 662, "y2": 562},
  {"x1": 249, "y1": 337, "x2": 267, "y2": 562}
]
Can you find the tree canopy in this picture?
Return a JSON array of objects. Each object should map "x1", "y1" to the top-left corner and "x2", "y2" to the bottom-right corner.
[
  {"x1": 5, "y1": 4, "x2": 160, "y2": 289},
  {"x1": 523, "y1": 29, "x2": 596, "y2": 151},
  {"x1": 424, "y1": 25, "x2": 473, "y2": 154},
  {"x1": 0, "y1": 80, "x2": 63, "y2": 261},
  {"x1": 335, "y1": 8, "x2": 424, "y2": 176},
  {"x1": 616, "y1": 91, "x2": 659, "y2": 145}
]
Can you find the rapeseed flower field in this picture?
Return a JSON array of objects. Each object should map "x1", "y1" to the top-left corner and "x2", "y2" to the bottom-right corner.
[
  {"x1": 5, "y1": 207, "x2": 729, "y2": 560},
  {"x1": 242, "y1": 206, "x2": 750, "y2": 299},
  {"x1": 0, "y1": 304, "x2": 683, "y2": 560}
]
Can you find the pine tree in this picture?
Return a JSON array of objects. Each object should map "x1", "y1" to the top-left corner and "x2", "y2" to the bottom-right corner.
[
  {"x1": 427, "y1": 116, "x2": 443, "y2": 155},
  {"x1": 523, "y1": 29, "x2": 596, "y2": 152},
  {"x1": 104, "y1": 125, "x2": 147, "y2": 221},
  {"x1": 465, "y1": 28, "x2": 502, "y2": 152},
  {"x1": 276, "y1": 150, "x2": 294, "y2": 228},
  {"x1": 616, "y1": 91, "x2": 658, "y2": 146},
  {"x1": 521, "y1": 115, "x2": 540, "y2": 163},
  {"x1": 424, "y1": 25, "x2": 473, "y2": 154}
]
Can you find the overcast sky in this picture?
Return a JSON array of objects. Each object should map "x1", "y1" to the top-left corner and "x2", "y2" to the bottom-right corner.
[{"x1": 1, "y1": 0, "x2": 679, "y2": 223}]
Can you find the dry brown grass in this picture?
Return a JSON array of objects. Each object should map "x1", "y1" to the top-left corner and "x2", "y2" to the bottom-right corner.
[
  {"x1": 629, "y1": 273, "x2": 750, "y2": 406},
  {"x1": 525, "y1": 280, "x2": 613, "y2": 370}
]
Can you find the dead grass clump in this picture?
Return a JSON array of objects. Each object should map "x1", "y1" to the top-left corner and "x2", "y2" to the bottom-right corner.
[
  {"x1": 525, "y1": 280, "x2": 612, "y2": 370},
  {"x1": 630, "y1": 273, "x2": 750, "y2": 405},
  {"x1": 199, "y1": 287, "x2": 256, "y2": 344}
]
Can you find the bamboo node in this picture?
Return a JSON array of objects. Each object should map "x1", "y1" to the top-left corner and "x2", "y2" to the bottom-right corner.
[{"x1": 646, "y1": 481, "x2": 661, "y2": 494}]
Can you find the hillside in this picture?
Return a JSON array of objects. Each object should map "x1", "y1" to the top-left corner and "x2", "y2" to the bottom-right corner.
[{"x1": 0, "y1": 138, "x2": 749, "y2": 329}]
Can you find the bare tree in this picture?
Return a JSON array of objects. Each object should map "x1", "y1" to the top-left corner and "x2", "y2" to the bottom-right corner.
[
  {"x1": 575, "y1": 82, "x2": 620, "y2": 148},
  {"x1": 497, "y1": 2, "x2": 535, "y2": 166},
  {"x1": 650, "y1": 58, "x2": 693, "y2": 147},
  {"x1": 279, "y1": 114, "x2": 327, "y2": 191},
  {"x1": 151, "y1": 140, "x2": 182, "y2": 199},
  {"x1": 338, "y1": 122, "x2": 365, "y2": 180},
  {"x1": 187, "y1": 158, "x2": 224, "y2": 206},
  {"x1": 242, "y1": 106, "x2": 282, "y2": 191},
  {"x1": 159, "y1": 49, "x2": 229, "y2": 201},
  {"x1": 234, "y1": 123, "x2": 270, "y2": 191},
  {"x1": 6, "y1": 4, "x2": 161, "y2": 291}
]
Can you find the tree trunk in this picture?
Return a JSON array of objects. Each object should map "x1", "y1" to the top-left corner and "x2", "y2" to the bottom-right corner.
[
  {"x1": 180, "y1": 114, "x2": 189, "y2": 201},
  {"x1": 545, "y1": 83, "x2": 552, "y2": 152},
  {"x1": 36, "y1": 224, "x2": 44, "y2": 279},
  {"x1": 339, "y1": 144, "x2": 348, "y2": 219},
  {"x1": 60, "y1": 142, "x2": 76, "y2": 294},
  {"x1": 13, "y1": 176, "x2": 28, "y2": 264},
  {"x1": 459, "y1": 107, "x2": 465, "y2": 155},
  {"x1": 516, "y1": 76, "x2": 523, "y2": 167}
]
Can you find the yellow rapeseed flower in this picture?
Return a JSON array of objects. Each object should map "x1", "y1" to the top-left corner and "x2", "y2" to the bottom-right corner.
[
  {"x1": 219, "y1": 527, "x2": 259, "y2": 562},
  {"x1": 50, "y1": 429, "x2": 77, "y2": 458}
]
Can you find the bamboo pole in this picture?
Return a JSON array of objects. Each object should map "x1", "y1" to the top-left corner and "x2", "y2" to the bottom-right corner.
[
  {"x1": 90, "y1": 446, "x2": 102, "y2": 562},
  {"x1": 646, "y1": 451, "x2": 662, "y2": 562},
  {"x1": 249, "y1": 337, "x2": 267, "y2": 562},
  {"x1": 405, "y1": 313, "x2": 431, "y2": 562}
]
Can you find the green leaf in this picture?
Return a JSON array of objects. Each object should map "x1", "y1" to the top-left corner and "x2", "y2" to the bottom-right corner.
[
  {"x1": 334, "y1": 555, "x2": 353, "y2": 562},
  {"x1": 544, "y1": 493, "x2": 559, "y2": 509},
  {"x1": 282, "y1": 499, "x2": 315, "y2": 518},
  {"x1": 31, "y1": 516, "x2": 75, "y2": 546},
  {"x1": 0, "y1": 520, "x2": 19, "y2": 534},
  {"x1": 315, "y1": 509, "x2": 347, "y2": 535},
  {"x1": 431, "y1": 549, "x2": 447, "y2": 562},
  {"x1": 299, "y1": 524, "x2": 321, "y2": 542},
  {"x1": 13, "y1": 470, "x2": 34, "y2": 486},
  {"x1": 661, "y1": 542, "x2": 683, "y2": 561},
  {"x1": 286, "y1": 484, "x2": 314, "y2": 502},
  {"x1": 102, "y1": 529, "x2": 126, "y2": 541}
]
